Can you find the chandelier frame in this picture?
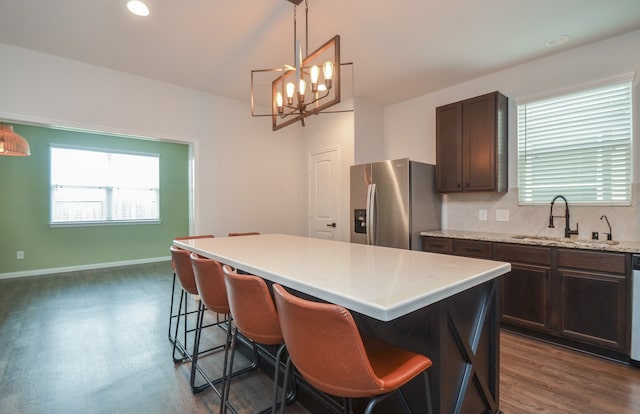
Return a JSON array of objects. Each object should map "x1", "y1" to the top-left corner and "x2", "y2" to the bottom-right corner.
[{"x1": 250, "y1": 0, "x2": 354, "y2": 131}]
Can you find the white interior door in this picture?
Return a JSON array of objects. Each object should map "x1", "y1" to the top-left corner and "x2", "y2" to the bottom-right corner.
[{"x1": 308, "y1": 148, "x2": 339, "y2": 240}]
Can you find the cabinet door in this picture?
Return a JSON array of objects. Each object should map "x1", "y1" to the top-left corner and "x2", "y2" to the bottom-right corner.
[
  {"x1": 501, "y1": 263, "x2": 552, "y2": 332},
  {"x1": 462, "y1": 93, "x2": 496, "y2": 191},
  {"x1": 435, "y1": 102, "x2": 462, "y2": 192},
  {"x1": 556, "y1": 269, "x2": 628, "y2": 352}
]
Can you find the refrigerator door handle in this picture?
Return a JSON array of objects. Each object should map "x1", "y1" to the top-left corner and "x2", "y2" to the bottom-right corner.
[{"x1": 366, "y1": 183, "x2": 376, "y2": 245}]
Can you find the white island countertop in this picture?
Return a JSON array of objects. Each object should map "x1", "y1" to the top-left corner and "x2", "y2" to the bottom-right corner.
[{"x1": 174, "y1": 234, "x2": 511, "y2": 321}]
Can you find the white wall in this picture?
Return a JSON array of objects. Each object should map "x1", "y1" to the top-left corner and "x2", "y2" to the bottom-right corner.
[
  {"x1": 0, "y1": 43, "x2": 308, "y2": 239},
  {"x1": 384, "y1": 30, "x2": 640, "y2": 241},
  {"x1": 353, "y1": 97, "x2": 384, "y2": 164},
  {"x1": 304, "y1": 110, "x2": 355, "y2": 242}
]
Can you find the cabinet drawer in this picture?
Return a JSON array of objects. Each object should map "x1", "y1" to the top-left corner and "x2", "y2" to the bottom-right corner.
[
  {"x1": 557, "y1": 249, "x2": 627, "y2": 275},
  {"x1": 494, "y1": 243, "x2": 551, "y2": 266},
  {"x1": 453, "y1": 240, "x2": 492, "y2": 258},
  {"x1": 421, "y1": 237, "x2": 453, "y2": 254}
]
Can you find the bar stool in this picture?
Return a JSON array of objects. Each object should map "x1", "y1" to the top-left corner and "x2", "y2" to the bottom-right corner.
[
  {"x1": 272, "y1": 284, "x2": 433, "y2": 414},
  {"x1": 190, "y1": 254, "x2": 259, "y2": 401},
  {"x1": 221, "y1": 265, "x2": 295, "y2": 414},
  {"x1": 168, "y1": 235, "x2": 214, "y2": 343},
  {"x1": 169, "y1": 245, "x2": 221, "y2": 367}
]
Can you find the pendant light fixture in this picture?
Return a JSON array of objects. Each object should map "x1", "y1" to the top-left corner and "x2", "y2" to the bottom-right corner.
[
  {"x1": 251, "y1": 0, "x2": 354, "y2": 131},
  {"x1": 0, "y1": 123, "x2": 31, "y2": 156}
]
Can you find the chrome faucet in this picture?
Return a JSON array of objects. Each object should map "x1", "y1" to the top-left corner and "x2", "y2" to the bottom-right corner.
[{"x1": 548, "y1": 195, "x2": 579, "y2": 238}]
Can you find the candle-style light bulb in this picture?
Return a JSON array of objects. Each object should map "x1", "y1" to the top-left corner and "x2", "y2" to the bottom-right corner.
[
  {"x1": 286, "y1": 82, "x2": 295, "y2": 105},
  {"x1": 298, "y1": 79, "x2": 307, "y2": 102},
  {"x1": 310, "y1": 65, "x2": 320, "y2": 93},
  {"x1": 276, "y1": 92, "x2": 284, "y2": 113},
  {"x1": 323, "y1": 61, "x2": 334, "y2": 90}
]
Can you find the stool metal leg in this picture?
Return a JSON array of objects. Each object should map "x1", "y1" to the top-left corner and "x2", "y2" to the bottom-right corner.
[
  {"x1": 168, "y1": 272, "x2": 178, "y2": 341},
  {"x1": 171, "y1": 289, "x2": 188, "y2": 362},
  {"x1": 190, "y1": 311, "x2": 258, "y2": 399}
]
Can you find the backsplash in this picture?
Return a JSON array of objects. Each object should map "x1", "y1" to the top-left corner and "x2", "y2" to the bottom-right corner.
[{"x1": 443, "y1": 184, "x2": 640, "y2": 242}]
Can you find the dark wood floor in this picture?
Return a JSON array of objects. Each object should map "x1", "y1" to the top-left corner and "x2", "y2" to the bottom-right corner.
[{"x1": 1, "y1": 262, "x2": 639, "y2": 413}]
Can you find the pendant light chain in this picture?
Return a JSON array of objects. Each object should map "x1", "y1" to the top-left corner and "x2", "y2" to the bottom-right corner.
[
  {"x1": 305, "y1": 0, "x2": 309, "y2": 58},
  {"x1": 293, "y1": 3, "x2": 297, "y2": 61}
]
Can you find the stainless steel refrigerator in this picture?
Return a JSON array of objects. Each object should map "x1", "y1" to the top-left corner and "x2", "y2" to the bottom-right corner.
[{"x1": 350, "y1": 158, "x2": 442, "y2": 250}]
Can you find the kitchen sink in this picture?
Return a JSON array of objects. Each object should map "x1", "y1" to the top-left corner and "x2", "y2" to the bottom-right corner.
[
  {"x1": 510, "y1": 235, "x2": 619, "y2": 245},
  {"x1": 511, "y1": 235, "x2": 564, "y2": 241},
  {"x1": 572, "y1": 239, "x2": 620, "y2": 246}
]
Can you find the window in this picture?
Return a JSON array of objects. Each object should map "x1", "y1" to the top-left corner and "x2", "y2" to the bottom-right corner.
[
  {"x1": 50, "y1": 146, "x2": 160, "y2": 225},
  {"x1": 517, "y1": 78, "x2": 633, "y2": 205}
]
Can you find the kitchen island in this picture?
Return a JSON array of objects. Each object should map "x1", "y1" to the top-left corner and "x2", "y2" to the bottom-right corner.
[{"x1": 174, "y1": 234, "x2": 511, "y2": 413}]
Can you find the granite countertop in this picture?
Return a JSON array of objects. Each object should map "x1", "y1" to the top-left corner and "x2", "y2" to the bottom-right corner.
[{"x1": 420, "y1": 230, "x2": 640, "y2": 254}]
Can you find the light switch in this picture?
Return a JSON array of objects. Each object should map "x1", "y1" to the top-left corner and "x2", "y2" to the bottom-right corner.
[{"x1": 479, "y1": 209, "x2": 487, "y2": 221}]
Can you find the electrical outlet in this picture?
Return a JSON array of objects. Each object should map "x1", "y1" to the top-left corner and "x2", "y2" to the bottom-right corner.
[
  {"x1": 479, "y1": 209, "x2": 487, "y2": 221},
  {"x1": 17, "y1": 251, "x2": 24, "y2": 260},
  {"x1": 495, "y1": 209, "x2": 510, "y2": 222}
]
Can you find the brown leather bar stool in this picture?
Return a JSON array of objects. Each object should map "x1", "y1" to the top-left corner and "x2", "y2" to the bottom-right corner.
[
  {"x1": 169, "y1": 245, "x2": 221, "y2": 367},
  {"x1": 221, "y1": 265, "x2": 295, "y2": 414},
  {"x1": 272, "y1": 284, "x2": 433, "y2": 414},
  {"x1": 190, "y1": 254, "x2": 259, "y2": 401},
  {"x1": 168, "y1": 235, "x2": 214, "y2": 343}
]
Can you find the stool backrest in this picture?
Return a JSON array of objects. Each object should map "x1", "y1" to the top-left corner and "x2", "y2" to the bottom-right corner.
[
  {"x1": 175, "y1": 234, "x2": 215, "y2": 240},
  {"x1": 190, "y1": 253, "x2": 230, "y2": 315},
  {"x1": 171, "y1": 235, "x2": 214, "y2": 270},
  {"x1": 272, "y1": 284, "x2": 385, "y2": 398},
  {"x1": 223, "y1": 265, "x2": 283, "y2": 345},
  {"x1": 170, "y1": 245, "x2": 198, "y2": 295}
]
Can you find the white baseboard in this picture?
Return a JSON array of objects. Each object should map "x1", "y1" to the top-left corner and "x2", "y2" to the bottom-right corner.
[{"x1": 0, "y1": 256, "x2": 171, "y2": 280}]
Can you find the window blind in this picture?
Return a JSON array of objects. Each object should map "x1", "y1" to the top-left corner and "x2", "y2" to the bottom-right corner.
[
  {"x1": 50, "y1": 146, "x2": 160, "y2": 224},
  {"x1": 517, "y1": 80, "x2": 632, "y2": 205}
]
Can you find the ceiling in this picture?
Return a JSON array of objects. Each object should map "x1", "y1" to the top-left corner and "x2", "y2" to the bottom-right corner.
[{"x1": 1, "y1": 0, "x2": 640, "y2": 107}]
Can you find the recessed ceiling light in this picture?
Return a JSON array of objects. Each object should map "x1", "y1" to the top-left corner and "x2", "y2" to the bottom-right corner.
[
  {"x1": 544, "y1": 35, "x2": 570, "y2": 48},
  {"x1": 127, "y1": 0, "x2": 150, "y2": 17}
]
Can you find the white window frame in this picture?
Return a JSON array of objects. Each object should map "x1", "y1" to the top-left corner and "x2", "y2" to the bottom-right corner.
[
  {"x1": 50, "y1": 145, "x2": 161, "y2": 226},
  {"x1": 516, "y1": 74, "x2": 634, "y2": 206}
]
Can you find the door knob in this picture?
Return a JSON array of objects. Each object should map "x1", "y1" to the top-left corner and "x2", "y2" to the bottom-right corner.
[{"x1": 326, "y1": 223, "x2": 336, "y2": 228}]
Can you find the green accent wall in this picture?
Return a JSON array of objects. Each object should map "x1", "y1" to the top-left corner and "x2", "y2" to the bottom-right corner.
[{"x1": 0, "y1": 124, "x2": 189, "y2": 275}]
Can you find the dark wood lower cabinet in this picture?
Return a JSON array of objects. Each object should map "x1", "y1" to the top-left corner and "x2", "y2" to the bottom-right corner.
[
  {"x1": 494, "y1": 243, "x2": 552, "y2": 333},
  {"x1": 501, "y1": 263, "x2": 551, "y2": 332},
  {"x1": 557, "y1": 269, "x2": 627, "y2": 350},
  {"x1": 422, "y1": 236, "x2": 632, "y2": 360},
  {"x1": 555, "y1": 249, "x2": 630, "y2": 352}
]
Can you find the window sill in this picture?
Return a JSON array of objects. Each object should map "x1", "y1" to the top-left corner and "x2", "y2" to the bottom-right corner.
[{"x1": 50, "y1": 220, "x2": 161, "y2": 228}]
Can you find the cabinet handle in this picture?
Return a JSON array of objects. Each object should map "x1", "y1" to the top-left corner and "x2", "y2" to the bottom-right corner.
[{"x1": 464, "y1": 247, "x2": 483, "y2": 253}]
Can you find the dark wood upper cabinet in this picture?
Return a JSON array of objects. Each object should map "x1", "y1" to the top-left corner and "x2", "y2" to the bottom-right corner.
[{"x1": 436, "y1": 91, "x2": 508, "y2": 193}]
